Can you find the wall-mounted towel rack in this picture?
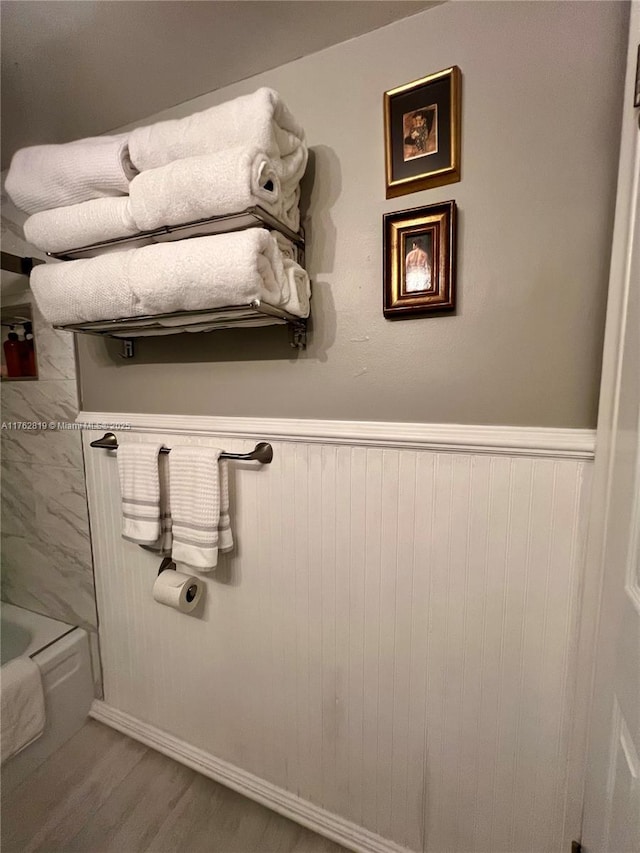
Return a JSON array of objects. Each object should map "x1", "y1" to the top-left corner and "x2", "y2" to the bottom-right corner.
[
  {"x1": 47, "y1": 206, "x2": 305, "y2": 261},
  {"x1": 45, "y1": 206, "x2": 309, "y2": 355},
  {"x1": 55, "y1": 301, "x2": 308, "y2": 356},
  {"x1": 89, "y1": 432, "x2": 273, "y2": 464}
]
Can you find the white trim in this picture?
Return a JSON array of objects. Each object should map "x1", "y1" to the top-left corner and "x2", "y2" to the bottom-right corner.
[
  {"x1": 90, "y1": 700, "x2": 413, "y2": 853},
  {"x1": 77, "y1": 411, "x2": 595, "y2": 459},
  {"x1": 564, "y1": 4, "x2": 640, "y2": 848}
]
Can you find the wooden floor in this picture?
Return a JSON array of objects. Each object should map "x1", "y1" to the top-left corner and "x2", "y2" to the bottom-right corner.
[{"x1": 1, "y1": 720, "x2": 349, "y2": 853}]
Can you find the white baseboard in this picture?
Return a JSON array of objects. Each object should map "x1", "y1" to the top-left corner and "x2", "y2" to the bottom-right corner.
[
  {"x1": 90, "y1": 700, "x2": 414, "y2": 853},
  {"x1": 77, "y1": 411, "x2": 595, "y2": 459}
]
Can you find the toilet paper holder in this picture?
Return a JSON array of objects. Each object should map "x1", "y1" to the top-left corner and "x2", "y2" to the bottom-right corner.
[{"x1": 158, "y1": 557, "x2": 176, "y2": 575}]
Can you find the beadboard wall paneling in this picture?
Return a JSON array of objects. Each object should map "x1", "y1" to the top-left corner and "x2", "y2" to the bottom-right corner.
[{"x1": 82, "y1": 418, "x2": 592, "y2": 853}]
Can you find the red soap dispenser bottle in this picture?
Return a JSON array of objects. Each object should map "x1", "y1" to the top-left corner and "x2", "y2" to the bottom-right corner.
[
  {"x1": 19, "y1": 322, "x2": 36, "y2": 377},
  {"x1": 3, "y1": 327, "x2": 23, "y2": 378}
]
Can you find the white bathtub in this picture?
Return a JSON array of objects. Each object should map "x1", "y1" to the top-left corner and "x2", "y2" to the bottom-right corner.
[{"x1": 1, "y1": 602, "x2": 95, "y2": 792}]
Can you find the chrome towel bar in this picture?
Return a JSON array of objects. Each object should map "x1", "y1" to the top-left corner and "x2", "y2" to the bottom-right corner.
[{"x1": 89, "y1": 432, "x2": 273, "y2": 464}]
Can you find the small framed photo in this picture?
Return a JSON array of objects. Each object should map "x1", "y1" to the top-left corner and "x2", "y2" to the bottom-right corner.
[
  {"x1": 384, "y1": 66, "x2": 461, "y2": 198},
  {"x1": 383, "y1": 201, "x2": 456, "y2": 318}
]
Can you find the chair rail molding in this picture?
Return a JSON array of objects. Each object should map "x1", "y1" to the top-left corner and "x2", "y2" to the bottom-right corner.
[{"x1": 77, "y1": 411, "x2": 595, "y2": 459}]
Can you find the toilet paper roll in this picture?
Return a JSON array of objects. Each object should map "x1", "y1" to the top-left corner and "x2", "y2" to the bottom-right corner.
[{"x1": 152, "y1": 570, "x2": 204, "y2": 613}]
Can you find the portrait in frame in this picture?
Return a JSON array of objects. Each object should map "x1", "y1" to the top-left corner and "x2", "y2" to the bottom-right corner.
[
  {"x1": 383, "y1": 201, "x2": 456, "y2": 318},
  {"x1": 384, "y1": 66, "x2": 461, "y2": 198}
]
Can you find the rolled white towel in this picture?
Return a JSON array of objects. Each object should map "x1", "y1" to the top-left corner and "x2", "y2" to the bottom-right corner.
[
  {"x1": 30, "y1": 252, "x2": 137, "y2": 326},
  {"x1": 29, "y1": 229, "x2": 309, "y2": 327},
  {"x1": 129, "y1": 147, "x2": 299, "y2": 233},
  {"x1": 129, "y1": 87, "x2": 307, "y2": 183},
  {"x1": 23, "y1": 197, "x2": 139, "y2": 254},
  {"x1": 5, "y1": 134, "x2": 137, "y2": 215},
  {"x1": 129, "y1": 229, "x2": 290, "y2": 316},
  {"x1": 281, "y1": 259, "x2": 311, "y2": 318}
]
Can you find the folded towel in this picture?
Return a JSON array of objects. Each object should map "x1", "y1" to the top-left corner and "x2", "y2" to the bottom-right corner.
[
  {"x1": 131, "y1": 229, "x2": 290, "y2": 316},
  {"x1": 1, "y1": 657, "x2": 45, "y2": 763},
  {"x1": 30, "y1": 251, "x2": 137, "y2": 327},
  {"x1": 218, "y1": 460, "x2": 233, "y2": 553},
  {"x1": 129, "y1": 147, "x2": 299, "y2": 233},
  {"x1": 129, "y1": 87, "x2": 307, "y2": 183},
  {"x1": 23, "y1": 197, "x2": 139, "y2": 254},
  {"x1": 139, "y1": 453, "x2": 173, "y2": 555},
  {"x1": 273, "y1": 232, "x2": 298, "y2": 261},
  {"x1": 282, "y1": 258, "x2": 311, "y2": 318},
  {"x1": 30, "y1": 229, "x2": 308, "y2": 326},
  {"x1": 155, "y1": 453, "x2": 173, "y2": 556},
  {"x1": 169, "y1": 446, "x2": 233, "y2": 571},
  {"x1": 5, "y1": 134, "x2": 137, "y2": 215},
  {"x1": 117, "y1": 441, "x2": 164, "y2": 545}
]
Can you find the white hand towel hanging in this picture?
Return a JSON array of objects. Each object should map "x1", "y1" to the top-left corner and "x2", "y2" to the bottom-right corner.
[
  {"x1": 117, "y1": 441, "x2": 164, "y2": 546},
  {"x1": 169, "y1": 446, "x2": 233, "y2": 571},
  {"x1": 140, "y1": 451, "x2": 173, "y2": 556}
]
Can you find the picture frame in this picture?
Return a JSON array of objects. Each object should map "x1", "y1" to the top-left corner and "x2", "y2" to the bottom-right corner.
[
  {"x1": 383, "y1": 201, "x2": 456, "y2": 318},
  {"x1": 384, "y1": 66, "x2": 461, "y2": 199}
]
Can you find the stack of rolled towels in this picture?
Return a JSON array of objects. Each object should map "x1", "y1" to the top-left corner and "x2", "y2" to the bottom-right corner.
[{"x1": 5, "y1": 88, "x2": 310, "y2": 327}]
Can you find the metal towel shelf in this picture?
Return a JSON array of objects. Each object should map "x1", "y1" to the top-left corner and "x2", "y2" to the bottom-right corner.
[{"x1": 89, "y1": 432, "x2": 273, "y2": 464}]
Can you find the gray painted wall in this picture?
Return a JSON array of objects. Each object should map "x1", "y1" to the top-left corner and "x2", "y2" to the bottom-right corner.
[{"x1": 77, "y1": 0, "x2": 628, "y2": 428}]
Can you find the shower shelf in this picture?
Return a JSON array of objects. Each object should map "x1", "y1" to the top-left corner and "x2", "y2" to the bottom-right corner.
[
  {"x1": 47, "y1": 205, "x2": 305, "y2": 261},
  {"x1": 54, "y1": 300, "x2": 308, "y2": 357}
]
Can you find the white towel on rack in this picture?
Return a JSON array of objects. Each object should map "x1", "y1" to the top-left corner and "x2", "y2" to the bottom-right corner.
[
  {"x1": 30, "y1": 252, "x2": 137, "y2": 326},
  {"x1": 149, "y1": 452, "x2": 172, "y2": 555},
  {"x1": 129, "y1": 229, "x2": 290, "y2": 316},
  {"x1": 23, "y1": 197, "x2": 139, "y2": 254},
  {"x1": 129, "y1": 147, "x2": 299, "y2": 233},
  {"x1": 218, "y1": 460, "x2": 233, "y2": 553},
  {"x1": 128, "y1": 87, "x2": 307, "y2": 183},
  {"x1": 5, "y1": 134, "x2": 137, "y2": 215},
  {"x1": 1, "y1": 656, "x2": 46, "y2": 763},
  {"x1": 169, "y1": 446, "x2": 233, "y2": 571},
  {"x1": 282, "y1": 259, "x2": 311, "y2": 318},
  {"x1": 272, "y1": 232, "x2": 296, "y2": 261},
  {"x1": 29, "y1": 230, "x2": 310, "y2": 326},
  {"x1": 117, "y1": 441, "x2": 164, "y2": 546}
]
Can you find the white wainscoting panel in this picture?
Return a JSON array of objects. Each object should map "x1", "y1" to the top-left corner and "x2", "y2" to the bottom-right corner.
[{"x1": 82, "y1": 416, "x2": 593, "y2": 853}]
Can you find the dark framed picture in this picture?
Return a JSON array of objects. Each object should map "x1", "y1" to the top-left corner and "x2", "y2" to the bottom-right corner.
[
  {"x1": 384, "y1": 66, "x2": 461, "y2": 199},
  {"x1": 383, "y1": 201, "x2": 456, "y2": 318}
]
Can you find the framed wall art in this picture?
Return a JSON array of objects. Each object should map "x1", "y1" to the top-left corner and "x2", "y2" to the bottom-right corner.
[
  {"x1": 383, "y1": 201, "x2": 456, "y2": 318},
  {"x1": 384, "y1": 66, "x2": 461, "y2": 198}
]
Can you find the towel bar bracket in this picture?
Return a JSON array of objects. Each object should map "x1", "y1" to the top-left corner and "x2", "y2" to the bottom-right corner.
[
  {"x1": 120, "y1": 339, "x2": 134, "y2": 359},
  {"x1": 289, "y1": 320, "x2": 307, "y2": 349}
]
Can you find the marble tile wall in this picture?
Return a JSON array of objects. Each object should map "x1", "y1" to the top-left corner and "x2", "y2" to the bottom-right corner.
[
  {"x1": 1, "y1": 191, "x2": 97, "y2": 634},
  {"x1": 1, "y1": 337, "x2": 97, "y2": 632}
]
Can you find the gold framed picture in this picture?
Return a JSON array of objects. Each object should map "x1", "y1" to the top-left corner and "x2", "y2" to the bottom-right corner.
[
  {"x1": 384, "y1": 66, "x2": 461, "y2": 198},
  {"x1": 383, "y1": 201, "x2": 456, "y2": 318}
]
